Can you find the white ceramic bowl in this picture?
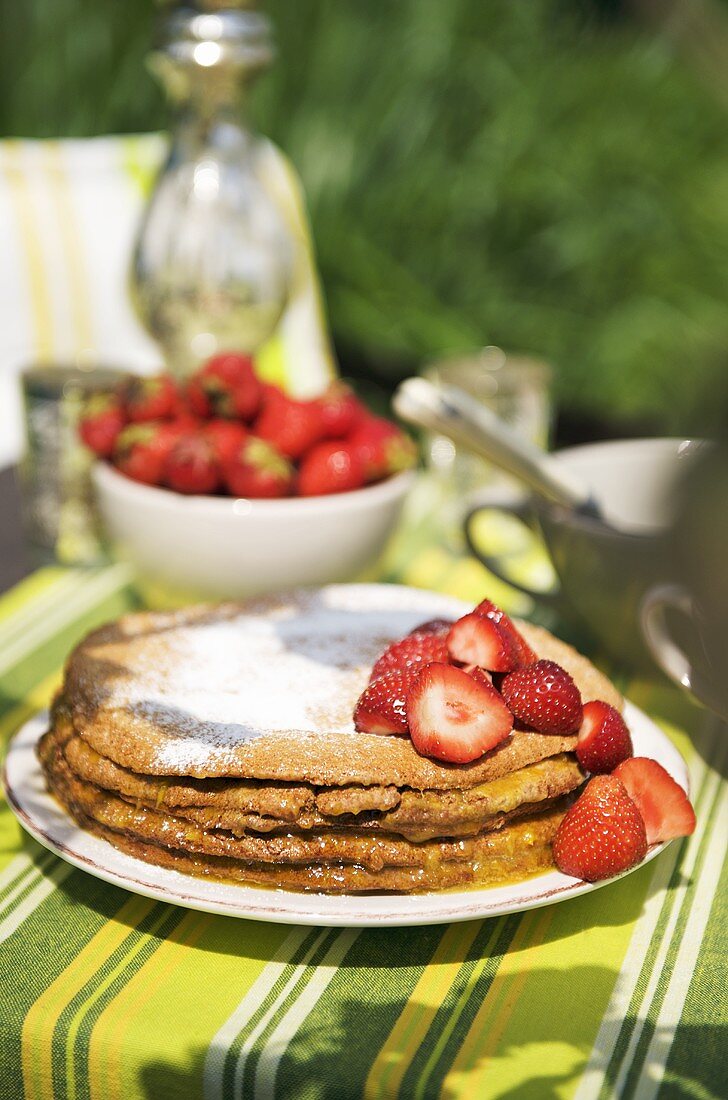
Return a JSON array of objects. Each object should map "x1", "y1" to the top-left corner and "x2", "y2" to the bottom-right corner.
[{"x1": 93, "y1": 462, "x2": 414, "y2": 605}]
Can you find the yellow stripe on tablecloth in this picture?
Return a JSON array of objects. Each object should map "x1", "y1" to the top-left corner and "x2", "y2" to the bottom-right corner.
[
  {"x1": 21, "y1": 895, "x2": 157, "y2": 1100},
  {"x1": 0, "y1": 568, "x2": 71, "y2": 633},
  {"x1": 364, "y1": 920, "x2": 483, "y2": 1100},
  {"x1": 0, "y1": 141, "x2": 54, "y2": 358},
  {"x1": 43, "y1": 142, "x2": 95, "y2": 354},
  {"x1": 90, "y1": 911, "x2": 214, "y2": 1100},
  {"x1": 444, "y1": 908, "x2": 551, "y2": 1092}
]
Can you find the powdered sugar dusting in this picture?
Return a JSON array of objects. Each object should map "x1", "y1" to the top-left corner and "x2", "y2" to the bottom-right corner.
[{"x1": 103, "y1": 585, "x2": 468, "y2": 772}]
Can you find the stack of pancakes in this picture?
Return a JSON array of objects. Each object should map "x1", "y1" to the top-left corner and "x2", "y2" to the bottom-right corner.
[{"x1": 39, "y1": 587, "x2": 622, "y2": 894}]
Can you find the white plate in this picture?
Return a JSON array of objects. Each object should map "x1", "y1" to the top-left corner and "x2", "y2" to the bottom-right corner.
[{"x1": 4, "y1": 705, "x2": 689, "y2": 927}]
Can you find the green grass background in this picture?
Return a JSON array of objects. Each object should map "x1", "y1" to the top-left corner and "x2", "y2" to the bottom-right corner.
[{"x1": 1, "y1": 0, "x2": 727, "y2": 436}]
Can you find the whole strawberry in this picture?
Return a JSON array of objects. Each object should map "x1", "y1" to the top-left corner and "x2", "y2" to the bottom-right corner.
[
  {"x1": 187, "y1": 352, "x2": 262, "y2": 421},
  {"x1": 315, "y1": 383, "x2": 365, "y2": 439},
  {"x1": 576, "y1": 700, "x2": 633, "y2": 774},
  {"x1": 202, "y1": 420, "x2": 248, "y2": 467},
  {"x1": 371, "y1": 632, "x2": 450, "y2": 682},
  {"x1": 552, "y1": 774, "x2": 647, "y2": 881},
  {"x1": 254, "y1": 387, "x2": 325, "y2": 460},
  {"x1": 354, "y1": 669, "x2": 413, "y2": 735},
  {"x1": 123, "y1": 374, "x2": 180, "y2": 423},
  {"x1": 164, "y1": 433, "x2": 219, "y2": 495},
  {"x1": 78, "y1": 394, "x2": 126, "y2": 457},
  {"x1": 348, "y1": 416, "x2": 417, "y2": 482},
  {"x1": 114, "y1": 422, "x2": 183, "y2": 486},
  {"x1": 500, "y1": 659, "x2": 583, "y2": 734},
  {"x1": 223, "y1": 436, "x2": 294, "y2": 499},
  {"x1": 297, "y1": 441, "x2": 366, "y2": 497}
]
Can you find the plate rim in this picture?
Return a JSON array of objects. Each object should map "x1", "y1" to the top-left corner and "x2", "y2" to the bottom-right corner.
[{"x1": 2, "y1": 702, "x2": 689, "y2": 928}]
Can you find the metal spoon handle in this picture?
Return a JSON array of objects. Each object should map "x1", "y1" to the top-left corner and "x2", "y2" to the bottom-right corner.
[{"x1": 394, "y1": 376, "x2": 595, "y2": 513}]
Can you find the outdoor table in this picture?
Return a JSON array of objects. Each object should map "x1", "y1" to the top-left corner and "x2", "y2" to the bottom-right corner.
[{"x1": 1, "y1": 524, "x2": 725, "y2": 1100}]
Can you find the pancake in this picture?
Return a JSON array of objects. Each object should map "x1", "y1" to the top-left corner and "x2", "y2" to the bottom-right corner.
[
  {"x1": 59, "y1": 586, "x2": 619, "y2": 784},
  {"x1": 40, "y1": 584, "x2": 622, "y2": 894},
  {"x1": 59, "y1": 728, "x2": 584, "y2": 841},
  {"x1": 39, "y1": 729, "x2": 568, "y2": 892}
]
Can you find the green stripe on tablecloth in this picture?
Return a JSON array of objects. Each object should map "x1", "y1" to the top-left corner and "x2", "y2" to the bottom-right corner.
[
  {"x1": 660, "y1": 835, "x2": 728, "y2": 1100},
  {"x1": 597, "y1": 731, "x2": 723, "y2": 1100},
  {"x1": 612, "y1": 735, "x2": 728, "y2": 1100}
]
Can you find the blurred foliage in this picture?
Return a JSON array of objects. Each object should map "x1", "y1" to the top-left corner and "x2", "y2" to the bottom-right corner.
[{"x1": 2, "y1": 0, "x2": 728, "y2": 433}]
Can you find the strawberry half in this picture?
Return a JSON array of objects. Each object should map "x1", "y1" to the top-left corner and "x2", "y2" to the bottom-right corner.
[
  {"x1": 353, "y1": 669, "x2": 413, "y2": 735},
  {"x1": 576, "y1": 700, "x2": 633, "y2": 774},
  {"x1": 473, "y1": 599, "x2": 536, "y2": 665},
  {"x1": 370, "y1": 632, "x2": 449, "y2": 682},
  {"x1": 447, "y1": 613, "x2": 522, "y2": 673},
  {"x1": 406, "y1": 663, "x2": 513, "y2": 764},
  {"x1": 500, "y1": 659, "x2": 583, "y2": 734},
  {"x1": 552, "y1": 774, "x2": 648, "y2": 881},
  {"x1": 613, "y1": 757, "x2": 696, "y2": 845}
]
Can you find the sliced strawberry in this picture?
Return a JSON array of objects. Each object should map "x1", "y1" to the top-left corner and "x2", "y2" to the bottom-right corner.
[
  {"x1": 473, "y1": 599, "x2": 536, "y2": 665},
  {"x1": 576, "y1": 700, "x2": 633, "y2": 774},
  {"x1": 552, "y1": 774, "x2": 648, "y2": 881},
  {"x1": 408, "y1": 618, "x2": 454, "y2": 637},
  {"x1": 371, "y1": 633, "x2": 449, "y2": 682},
  {"x1": 297, "y1": 441, "x2": 366, "y2": 497},
  {"x1": 406, "y1": 663, "x2": 513, "y2": 764},
  {"x1": 353, "y1": 669, "x2": 413, "y2": 735},
  {"x1": 447, "y1": 613, "x2": 521, "y2": 673},
  {"x1": 613, "y1": 757, "x2": 696, "y2": 845},
  {"x1": 500, "y1": 659, "x2": 583, "y2": 734},
  {"x1": 468, "y1": 666, "x2": 494, "y2": 687}
]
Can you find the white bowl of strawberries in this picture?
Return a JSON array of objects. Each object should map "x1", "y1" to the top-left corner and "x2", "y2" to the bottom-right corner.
[{"x1": 81, "y1": 353, "x2": 416, "y2": 603}]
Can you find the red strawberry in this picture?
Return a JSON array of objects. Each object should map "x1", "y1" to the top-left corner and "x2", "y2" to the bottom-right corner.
[
  {"x1": 223, "y1": 436, "x2": 294, "y2": 499},
  {"x1": 473, "y1": 599, "x2": 536, "y2": 665},
  {"x1": 188, "y1": 352, "x2": 262, "y2": 421},
  {"x1": 348, "y1": 416, "x2": 417, "y2": 482},
  {"x1": 407, "y1": 663, "x2": 513, "y2": 764},
  {"x1": 468, "y1": 666, "x2": 494, "y2": 687},
  {"x1": 576, "y1": 700, "x2": 633, "y2": 774},
  {"x1": 353, "y1": 669, "x2": 413, "y2": 735},
  {"x1": 371, "y1": 632, "x2": 450, "y2": 682},
  {"x1": 78, "y1": 394, "x2": 126, "y2": 457},
  {"x1": 297, "y1": 441, "x2": 366, "y2": 497},
  {"x1": 316, "y1": 382, "x2": 366, "y2": 439},
  {"x1": 408, "y1": 618, "x2": 454, "y2": 636},
  {"x1": 613, "y1": 758, "x2": 696, "y2": 845},
  {"x1": 254, "y1": 387, "x2": 325, "y2": 460},
  {"x1": 164, "y1": 432, "x2": 219, "y2": 495},
  {"x1": 114, "y1": 421, "x2": 183, "y2": 486},
  {"x1": 123, "y1": 374, "x2": 180, "y2": 422},
  {"x1": 552, "y1": 774, "x2": 648, "y2": 881},
  {"x1": 447, "y1": 613, "x2": 522, "y2": 673},
  {"x1": 202, "y1": 420, "x2": 248, "y2": 467},
  {"x1": 500, "y1": 659, "x2": 583, "y2": 734}
]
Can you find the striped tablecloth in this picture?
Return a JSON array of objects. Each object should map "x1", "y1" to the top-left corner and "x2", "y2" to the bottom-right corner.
[{"x1": 1, "y1": 557, "x2": 726, "y2": 1100}]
